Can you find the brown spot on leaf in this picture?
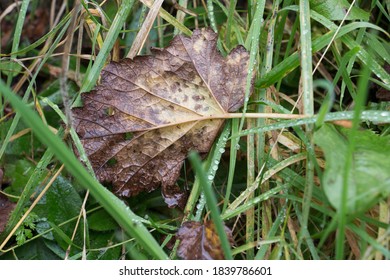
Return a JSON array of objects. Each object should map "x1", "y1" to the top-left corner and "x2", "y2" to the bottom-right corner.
[
  {"x1": 72, "y1": 28, "x2": 253, "y2": 207},
  {"x1": 176, "y1": 220, "x2": 234, "y2": 260}
]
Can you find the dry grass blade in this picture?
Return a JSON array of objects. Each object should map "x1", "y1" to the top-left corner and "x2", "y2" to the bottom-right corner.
[{"x1": 126, "y1": 0, "x2": 164, "y2": 59}]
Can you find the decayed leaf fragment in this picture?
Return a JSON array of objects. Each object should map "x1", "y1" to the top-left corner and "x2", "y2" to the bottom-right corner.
[
  {"x1": 176, "y1": 220, "x2": 233, "y2": 260},
  {"x1": 0, "y1": 194, "x2": 15, "y2": 234},
  {"x1": 72, "y1": 28, "x2": 253, "y2": 207}
]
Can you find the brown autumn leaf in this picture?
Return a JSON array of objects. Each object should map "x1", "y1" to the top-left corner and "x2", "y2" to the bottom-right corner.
[
  {"x1": 176, "y1": 220, "x2": 234, "y2": 260},
  {"x1": 72, "y1": 28, "x2": 253, "y2": 207},
  {"x1": 0, "y1": 194, "x2": 15, "y2": 234}
]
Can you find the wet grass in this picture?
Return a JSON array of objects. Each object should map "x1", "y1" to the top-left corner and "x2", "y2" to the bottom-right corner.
[{"x1": 0, "y1": 0, "x2": 389, "y2": 260}]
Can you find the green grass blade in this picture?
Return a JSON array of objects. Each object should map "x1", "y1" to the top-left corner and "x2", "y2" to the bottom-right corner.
[
  {"x1": 223, "y1": 118, "x2": 239, "y2": 212},
  {"x1": 80, "y1": 0, "x2": 135, "y2": 93},
  {"x1": 207, "y1": 0, "x2": 217, "y2": 32},
  {"x1": 299, "y1": 0, "x2": 315, "y2": 250},
  {"x1": 238, "y1": 0, "x2": 265, "y2": 133},
  {"x1": 1, "y1": 8, "x2": 71, "y2": 57},
  {"x1": 299, "y1": 0, "x2": 314, "y2": 115},
  {"x1": 336, "y1": 63, "x2": 370, "y2": 259},
  {"x1": 5, "y1": 0, "x2": 30, "y2": 87},
  {"x1": 234, "y1": 110, "x2": 390, "y2": 138},
  {"x1": 194, "y1": 122, "x2": 231, "y2": 221},
  {"x1": 255, "y1": 207, "x2": 285, "y2": 259},
  {"x1": 226, "y1": 0, "x2": 238, "y2": 49},
  {"x1": 188, "y1": 151, "x2": 233, "y2": 260},
  {"x1": 256, "y1": 19, "x2": 389, "y2": 88}
]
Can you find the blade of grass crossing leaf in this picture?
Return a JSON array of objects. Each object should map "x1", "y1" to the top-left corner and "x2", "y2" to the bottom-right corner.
[
  {"x1": 0, "y1": 80, "x2": 168, "y2": 260},
  {"x1": 222, "y1": 118, "x2": 239, "y2": 212},
  {"x1": 194, "y1": 122, "x2": 231, "y2": 221},
  {"x1": 238, "y1": 0, "x2": 265, "y2": 134},
  {"x1": 336, "y1": 63, "x2": 370, "y2": 259},
  {"x1": 80, "y1": 0, "x2": 135, "y2": 93},
  {"x1": 41, "y1": 98, "x2": 95, "y2": 175},
  {"x1": 188, "y1": 152, "x2": 233, "y2": 260},
  {"x1": 171, "y1": 123, "x2": 231, "y2": 258}
]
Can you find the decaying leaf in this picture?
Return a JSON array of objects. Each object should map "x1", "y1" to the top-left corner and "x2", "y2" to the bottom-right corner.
[
  {"x1": 176, "y1": 220, "x2": 233, "y2": 260},
  {"x1": 0, "y1": 194, "x2": 15, "y2": 234},
  {"x1": 72, "y1": 28, "x2": 253, "y2": 207}
]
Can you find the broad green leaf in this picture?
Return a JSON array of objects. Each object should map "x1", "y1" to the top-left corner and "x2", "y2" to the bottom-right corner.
[
  {"x1": 3, "y1": 159, "x2": 35, "y2": 196},
  {"x1": 88, "y1": 209, "x2": 119, "y2": 232},
  {"x1": 45, "y1": 176, "x2": 83, "y2": 250},
  {"x1": 310, "y1": 0, "x2": 369, "y2": 21},
  {"x1": 0, "y1": 61, "x2": 23, "y2": 77},
  {"x1": 0, "y1": 238, "x2": 60, "y2": 260},
  {"x1": 86, "y1": 232, "x2": 121, "y2": 260},
  {"x1": 314, "y1": 124, "x2": 390, "y2": 214}
]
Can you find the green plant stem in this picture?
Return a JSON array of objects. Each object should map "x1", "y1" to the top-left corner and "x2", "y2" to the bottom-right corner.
[
  {"x1": 336, "y1": 64, "x2": 370, "y2": 259},
  {"x1": 6, "y1": 0, "x2": 30, "y2": 88},
  {"x1": 188, "y1": 152, "x2": 233, "y2": 260}
]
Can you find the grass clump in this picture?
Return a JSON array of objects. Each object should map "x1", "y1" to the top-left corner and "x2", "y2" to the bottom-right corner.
[{"x1": 0, "y1": 0, "x2": 389, "y2": 260}]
